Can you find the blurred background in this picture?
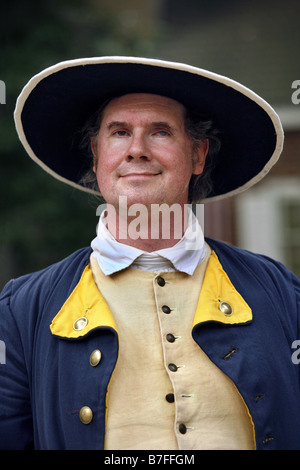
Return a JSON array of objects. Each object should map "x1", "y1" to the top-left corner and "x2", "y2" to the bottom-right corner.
[{"x1": 1, "y1": 0, "x2": 300, "y2": 288}]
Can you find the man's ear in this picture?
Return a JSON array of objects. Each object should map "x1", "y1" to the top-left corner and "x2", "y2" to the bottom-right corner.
[{"x1": 192, "y1": 139, "x2": 209, "y2": 175}]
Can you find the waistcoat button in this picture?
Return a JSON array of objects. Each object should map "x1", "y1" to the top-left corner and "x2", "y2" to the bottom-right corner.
[
  {"x1": 157, "y1": 276, "x2": 166, "y2": 286},
  {"x1": 179, "y1": 423, "x2": 187, "y2": 434},
  {"x1": 79, "y1": 406, "x2": 93, "y2": 424},
  {"x1": 162, "y1": 305, "x2": 171, "y2": 314},
  {"x1": 165, "y1": 393, "x2": 175, "y2": 403},
  {"x1": 166, "y1": 333, "x2": 176, "y2": 343},
  {"x1": 89, "y1": 349, "x2": 102, "y2": 367}
]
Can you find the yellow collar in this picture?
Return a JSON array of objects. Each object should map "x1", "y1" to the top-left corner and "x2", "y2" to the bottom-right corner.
[
  {"x1": 50, "y1": 264, "x2": 117, "y2": 339},
  {"x1": 50, "y1": 250, "x2": 252, "y2": 339},
  {"x1": 192, "y1": 250, "x2": 252, "y2": 327}
]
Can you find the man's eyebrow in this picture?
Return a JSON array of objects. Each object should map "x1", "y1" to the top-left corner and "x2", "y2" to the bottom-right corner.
[
  {"x1": 151, "y1": 121, "x2": 174, "y2": 130},
  {"x1": 105, "y1": 121, "x2": 176, "y2": 131},
  {"x1": 106, "y1": 121, "x2": 129, "y2": 130}
]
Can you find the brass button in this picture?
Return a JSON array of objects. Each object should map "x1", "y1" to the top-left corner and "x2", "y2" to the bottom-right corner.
[
  {"x1": 219, "y1": 301, "x2": 233, "y2": 316},
  {"x1": 90, "y1": 349, "x2": 101, "y2": 367},
  {"x1": 73, "y1": 317, "x2": 88, "y2": 331},
  {"x1": 79, "y1": 406, "x2": 93, "y2": 424}
]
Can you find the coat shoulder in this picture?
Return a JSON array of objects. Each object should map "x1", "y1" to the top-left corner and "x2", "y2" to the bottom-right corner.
[
  {"x1": 206, "y1": 238, "x2": 300, "y2": 320},
  {"x1": 0, "y1": 247, "x2": 92, "y2": 312},
  {"x1": 206, "y1": 237, "x2": 299, "y2": 280}
]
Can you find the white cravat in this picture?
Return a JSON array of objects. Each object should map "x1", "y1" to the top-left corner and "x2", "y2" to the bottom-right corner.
[{"x1": 91, "y1": 211, "x2": 206, "y2": 275}]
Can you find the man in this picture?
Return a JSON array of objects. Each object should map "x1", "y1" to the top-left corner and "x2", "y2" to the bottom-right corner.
[{"x1": 1, "y1": 57, "x2": 300, "y2": 450}]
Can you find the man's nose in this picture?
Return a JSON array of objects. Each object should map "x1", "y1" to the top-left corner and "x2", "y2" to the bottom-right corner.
[{"x1": 126, "y1": 134, "x2": 152, "y2": 161}]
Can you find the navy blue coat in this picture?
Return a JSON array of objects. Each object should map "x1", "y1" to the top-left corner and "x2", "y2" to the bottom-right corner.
[{"x1": 0, "y1": 238, "x2": 300, "y2": 450}]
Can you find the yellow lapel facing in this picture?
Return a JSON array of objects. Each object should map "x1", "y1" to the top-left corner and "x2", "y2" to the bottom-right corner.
[
  {"x1": 50, "y1": 249, "x2": 252, "y2": 339},
  {"x1": 193, "y1": 250, "x2": 253, "y2": 327},
  {"x1": 50, "y1": 264, "x2": 117, "y2": 339}
]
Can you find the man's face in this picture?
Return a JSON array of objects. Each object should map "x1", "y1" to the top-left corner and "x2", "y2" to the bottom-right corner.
[{"x1": 92, "y1": 93, "x2": 208, "y2": 209}]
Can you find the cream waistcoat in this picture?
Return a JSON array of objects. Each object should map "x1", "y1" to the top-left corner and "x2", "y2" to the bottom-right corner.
[{"x1": 90, "y1": 250, "x2": 255, "y2": 450}]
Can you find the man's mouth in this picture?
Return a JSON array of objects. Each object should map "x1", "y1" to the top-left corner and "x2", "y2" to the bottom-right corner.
[{"x1": 120, "y1": 172, "x2": 161, "y2": 178}]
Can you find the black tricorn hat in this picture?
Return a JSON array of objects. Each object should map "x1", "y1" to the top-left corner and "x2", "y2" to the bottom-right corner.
[{"x1": 14, "y1": 56, "x2": 284, "y2": 202}]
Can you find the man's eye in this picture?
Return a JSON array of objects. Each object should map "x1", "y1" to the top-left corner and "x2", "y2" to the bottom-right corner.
[
  {"x1": 155, "y1": 130, "x2": 170, "y2": 136},
  {"x1": 113, "y1": 130, "x2": 128, "y2": 136}
]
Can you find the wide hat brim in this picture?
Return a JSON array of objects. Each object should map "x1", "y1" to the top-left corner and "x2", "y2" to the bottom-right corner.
[{"x1": 14, "y1": 56, "x2": 284, "y2": 202}]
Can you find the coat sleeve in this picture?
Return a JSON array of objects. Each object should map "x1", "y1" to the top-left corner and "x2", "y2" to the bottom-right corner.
[
  {"x1": 292, "y1": 273, "x2": 300, "y2": 375},
  {"x1": 0, "y1": 280, "x2": 34, "y2": 450},
  {"x1": 294, "y1": 274, "x2": 300, "y2": 322}
]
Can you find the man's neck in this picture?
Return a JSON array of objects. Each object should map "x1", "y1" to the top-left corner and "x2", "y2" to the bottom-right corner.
[{"x1": 115, "y1": 234, "x2": 180, "y2": 252}]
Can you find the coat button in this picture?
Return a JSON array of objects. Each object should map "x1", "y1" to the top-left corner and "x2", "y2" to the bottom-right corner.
[
  {"x1": 219, "y1": 301, "x2": 233, "y2": 316},
  {"x1": 157, "y1": 276, "x2": 166, "y2": 287},
  {"x1": 73, "y1": 317, "x2": 88, "y2": 331},
  {"x1": 90, "y1": 349, "x2": 102, "y2": 367},
  {"x1": 79, "y1": 406, "x2": 93, "y2": 424},
  {"x1": 168, "y1": 363, "x2": 178, "y2": 372}
]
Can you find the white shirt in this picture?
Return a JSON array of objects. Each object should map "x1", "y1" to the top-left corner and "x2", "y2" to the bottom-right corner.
[{"x1": 91, "y1": 211, "x2": 207, "y2": 276}]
